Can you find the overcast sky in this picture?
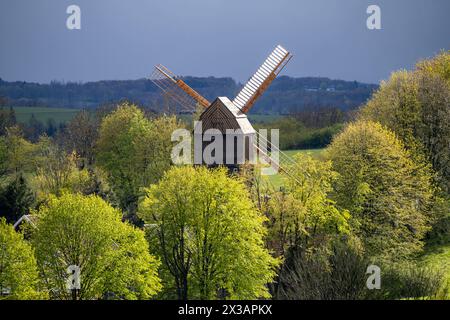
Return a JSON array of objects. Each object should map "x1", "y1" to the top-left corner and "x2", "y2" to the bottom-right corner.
[{"x1": 0, "y1": 0, "x2": 449, "y2": 84}]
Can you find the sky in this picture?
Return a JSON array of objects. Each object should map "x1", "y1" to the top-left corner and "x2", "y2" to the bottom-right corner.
[{"x1": 0, "y1": 0, "x2": 449, "y2": 84}]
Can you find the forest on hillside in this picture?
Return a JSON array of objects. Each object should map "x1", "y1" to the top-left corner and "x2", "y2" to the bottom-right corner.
[{"x1": 0, "y1": 76, "x2": 377, "y2": 114}]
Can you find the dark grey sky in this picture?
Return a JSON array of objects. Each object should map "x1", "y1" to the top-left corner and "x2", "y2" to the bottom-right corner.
[{"x1": 0, "y1": 0, "x2": 449, "y2": 84}]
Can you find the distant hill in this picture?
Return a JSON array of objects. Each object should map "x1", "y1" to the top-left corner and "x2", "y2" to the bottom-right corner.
[{"x1": 0, "y1": 76, "x2": 378, "y2": 114}]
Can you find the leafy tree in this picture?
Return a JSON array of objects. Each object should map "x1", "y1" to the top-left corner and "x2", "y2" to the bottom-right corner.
[
  {"x1": 360, "y1": 52, "x2": 450, "y2": 192},
  {"x1": 293, "y1": 106, "x2": 347, "y2": 128},
  {"x1": 0, "y1": 175, "x2": 35, "y2": 224},
  {"x1": 266, "y1": 154, "x2": 350, "y2": 257},
  {"x1": 32, "y1": 193, "x2": 161, "y2": 300},
  {"x1": 0, "y1": 218, "x2": 44, "y2": 299},
  {"x1": 327, "y1": 121, "x2": 434, "y2": 261},
  {"x1": 65, "y1": 110, "x2": 97, "y2": 167},
  {"x1": 254, "y1": 117, "x2": 344, "y2": 150},
  {"x1": 24, "y1": 114, "x2": 45, "y2": 142},
  {"x1": 45, "y1": 118, "x2": 57, "y2": 137},
  {"x1": 139, "y1": 166, "x2": 278, "y2": 300},
  {"x1": 0, "y1": 106, "x2": 16, "y2": 136},
  {"x1": 0, "y1": 126, "x2": 35, "y2": 177},
  {"x1": 96, "y1": 103, "x2": 180, "y2": 222},
  {"x1": 33, "y1": 137, "x2": 92, "y2": 199},
  {"x1": 263, "y1": 154, "x2": 352, "y2": 298}
]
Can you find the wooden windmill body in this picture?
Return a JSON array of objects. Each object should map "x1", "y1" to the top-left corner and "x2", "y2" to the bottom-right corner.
[
  {"x1": 150, "y1": 45, "x2": 293, "y2": 171},
  {"x1": 195, "y1": 96, "x2": 256, "y2": 170}
]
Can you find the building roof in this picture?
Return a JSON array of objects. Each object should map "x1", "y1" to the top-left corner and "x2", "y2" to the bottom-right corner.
[
  {"x1": 197, "y1": 97, "x2": 256, "y2": 134},
  {"x1": 13, "y1": 214, "x2": 38, "y2": 230}
]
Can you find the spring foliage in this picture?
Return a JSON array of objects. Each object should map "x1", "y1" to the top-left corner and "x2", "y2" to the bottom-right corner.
[
  {"x1": 140, "y1": 166, "x2": 279, "y2": 299},
  {"x1": 267, "y1": 154, "x2": 351, "y2": 256},
  {"x1": 96, "y1": 103, "x2": 180, "y2": 219},
  {"x1": 0, "y1": 218, "x2": 44, "y2": 299},
  {"x1": 327, "y1": 121, "x2": 434, "y2": 261},
  {"x1": 32, "y1": 193, "x2": 161, "y2": 300},
  {"x1": 360, "y1": 52, "x2": 450, "y2": 192}
]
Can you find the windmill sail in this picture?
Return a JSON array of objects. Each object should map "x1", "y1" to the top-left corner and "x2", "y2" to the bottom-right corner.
[
  {"x1": 233, "y1": 45, "x2": 292, "y2": 113},
  {"x1": 150, "y1": 64, "x2": 210, "y2": 113}
]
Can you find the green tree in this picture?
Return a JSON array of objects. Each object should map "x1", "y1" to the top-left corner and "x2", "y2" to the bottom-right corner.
[
  {"x1": 139, "y1": 166, "x2": 278, "y2": 300},
  {"x1": 0, "y1": 106, "x2": 16, "y2": 136},
  {"x1": 360, "y1": 52, "x2": 450, "y2": 192},
  {"x1": 32, "y1": 193, "x2": 161, "y2": 300},
  {"x1": 33, "y1": 137, "x2": 92, "y2": 199},
  {"x1": 0, "y1": 175, "x2": 35, "y2": 224},
  {"x1": 0, "y1": 126, "x2": 35, "y2": 177},
  {"x1": 327, "y1": 121, "x2": 434, "y2": 261},
  {"x1": 0, "y1": 218, "x2": 44, "y2": 299},
  {"x1": 65, "y1": 109, "x2": 97, "y2": 167},
  {"x1": 264, "y1": 154, "x2": 353, "y2": 299},
  {"x1": 266, "y1": 154, "x2": 350, "y2": 257},
  {"x1": 96, "y1": 103, "x2": 180, "y2": 222}
]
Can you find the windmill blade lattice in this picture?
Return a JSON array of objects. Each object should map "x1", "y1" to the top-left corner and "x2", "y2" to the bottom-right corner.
[
  {"x1": 150, "y1": 64, "x2": 210, "y2": 113},
  {"x1": 233, "y1": 45, "x2": 292, "y2": 113}
]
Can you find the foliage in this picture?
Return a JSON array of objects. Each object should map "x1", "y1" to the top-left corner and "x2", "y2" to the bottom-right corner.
[
  {"x1": 327, "y1": 121, "x2": 434, "y2": 261},
  {"x1": 32, "y1": 137, "x2": 93, "y2": 199},
  {"x1": 0, "y1": 218, "x2": 44, "y2": 299},
  {"x1": 0, "y1": 175, "x2": 35, "y2": 224},
  {"x1": 360, "y1": 52, "x2": 450, "y2": 192},
  {"x1": 292, "y1": 106, "x2": 348, "y2": 128},
  {"x1": 139, "y1": 166, "x2": 279, "y2": 300},
  {"x1": 0, "y1": 77, "x2": 376, "y2": 114},
  {"x1": 266, "y1": 154, "x2": 350, "y2": 257},
  {"x1": 64, "y1": 109, "x2": 97, "y2": 166},
  {"x1": 276, "y1": 239, "x2": 367, "y2": 300},
  {"x1": 255, "y1": 117, "x2": 344, "y2": 150},
  {"x1": 0, "y1": 126, "x2": 35, "y2": 176},
  {"x1": 32, "y1": 193, "x2": 161, "y2": 300},
  {"x1": 368, "y1": 261, "x2": 448, "y2": 300},
  {"x1": 96, "y1": 103, "x2": 180, "y2": 222},
  {"x1": 0, "y1": 106, "x2": 16, "y2": 136}
]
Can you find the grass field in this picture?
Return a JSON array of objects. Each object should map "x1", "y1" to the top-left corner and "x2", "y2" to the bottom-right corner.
[
  {"x1": 263, "y1": 148, "x2": 325, "y2": 188},
  {"x1": 10, "y1": 106, "x2": 81, "y2": 124},
  {"x1": 8, "y1": 107, "x2": 286, "y2": 127}
]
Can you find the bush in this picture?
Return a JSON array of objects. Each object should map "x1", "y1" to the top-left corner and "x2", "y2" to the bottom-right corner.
[
  {"x1": 276, "y1": 239, "x2": 368, "y2": 300},
  {"x1": 368, "y1": 262, "x2": 449, "y2": 300}
]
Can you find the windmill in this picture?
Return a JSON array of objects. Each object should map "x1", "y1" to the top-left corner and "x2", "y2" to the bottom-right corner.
[{"x1": 150, "y1": 45, "x2": 298, "y2": 177}]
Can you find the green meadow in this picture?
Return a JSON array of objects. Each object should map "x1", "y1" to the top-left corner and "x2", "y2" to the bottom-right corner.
[
  {"x1": 264, "y1": 148, "x2": 325, "y2": 188},
  {"x1": 10, "y1": 106, "x2": 81, "y2": 124}
]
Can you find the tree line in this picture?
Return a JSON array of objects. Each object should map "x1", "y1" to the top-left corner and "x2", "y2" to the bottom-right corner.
[{"x1": 0, "y1": 76, "x2": 377, "y2": 114}]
